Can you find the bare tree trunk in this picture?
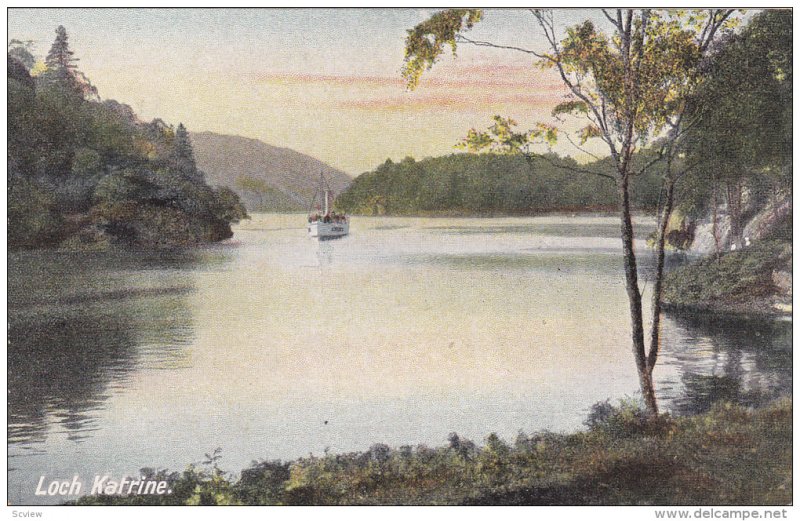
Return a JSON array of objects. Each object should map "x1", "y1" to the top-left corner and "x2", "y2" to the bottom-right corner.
[
  {"x1": 618, "y1": 174, "x2": 658, "y2": 416},
  {"x1": 726, "y1": 180, "x2": 743, "y2": 249},
  {"x1": 647, "y1": 177, "x2": 675, "y2": 378},
  {"x1": 712, "y1": 184, "x2": 721, "y2": 261}
]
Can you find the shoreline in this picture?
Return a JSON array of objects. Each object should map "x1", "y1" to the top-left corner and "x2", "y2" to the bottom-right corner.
[
  {"x1": 663, "y1": 301, "x2": 792, "y2": 321},
  {"x1": 661, "y1": 239, "x2": 792, "y2": 322},
  {"x1": 69, "y1": 397, "x2": 792, "y2": 506},
  {"x1": 335, "y1": 208, "x2": 654, "y2": 219}
]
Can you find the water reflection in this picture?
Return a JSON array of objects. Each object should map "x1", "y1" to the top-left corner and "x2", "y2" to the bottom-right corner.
[
  {"x1": 7, "y1": 247, "x2": 233, "y2": 445},
  {"x1": 6, "y1": 214, "x2": 792, "y2": 505},
  {"x1": 419, "y1": 215, "x2": 655, "y2": 240},
  {"x1": 658, "y1": 312, "x2": 792, "y2": 415},
  {"x1": 316, "y1": 240, "x2": 335, "y2": 266}
]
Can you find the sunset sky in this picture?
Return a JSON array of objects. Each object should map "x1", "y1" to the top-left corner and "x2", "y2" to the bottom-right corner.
[{"x1": 9, "y1": 8, "x2": 620, "y2": 174}]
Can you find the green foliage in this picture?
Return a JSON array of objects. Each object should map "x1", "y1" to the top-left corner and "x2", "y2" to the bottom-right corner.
[
  {"x1": 336, "y1": 152, "x2": 662, "y2": 216},
  {"x1": 169, "y1": 123, "x2": 199, "y2": 178},
  {"x1": 578, "y1": 125, "x2": 602, "y2": 145},
  {"x1": 552, "y1": 100, "x2": 588, "y2": 117},
  {"x1": 93, "y1": 168, "x2": 155, "y2": 204},
  {"x1": 7, "y1": 26, "x2": 247, "y2": 250},
  {"x1": 680, "y1": 10, "x2": 792, "y2": 216},
  {"x1": 8, "y1": 39, "x2": 36, "y2": 70},
  {"x1": 402, "y1": 9, "x2": 483, "y2": 89},
  {"x1": 7, "y1": 175, "x2": 64, "y2": 249},
  {"x1": 73, "y1": 451, "x2": 243, "y2": 506},
  {"x1": 235, "y1": 460, "x2": 291, "y2": 505},
  {"x1": 584, "y1": 397, "x2": 672, "y2": 438},
  {"x1": 89, "y1": 166, "x2": 247, "y2": 248},
  {"x1": 404, "y1": 9, "x2": 740, "y2": 160},
  {"x1": 211, "y1": 186, "x2": 249, "y2": 223},
  {"x1": 662, "y1": 239, "x2": 791, "y2": 312},
  {"x1": 44, "y1": 26, "x2": 76, "y2": 72},
  {"x1": 71, "y1": 147, "x2": 103, "y2": 177},
  {"x1": 459, "y1": 117, "x2": 560, "y2": 154}
]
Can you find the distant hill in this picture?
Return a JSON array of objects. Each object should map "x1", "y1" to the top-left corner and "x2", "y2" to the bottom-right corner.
[{"x1": 191, "y1": 132, "x2": 351, "y2": 212}]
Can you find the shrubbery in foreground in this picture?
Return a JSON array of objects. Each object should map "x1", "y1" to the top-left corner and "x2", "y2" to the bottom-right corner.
[{"x1": 74, "y1": 398, "x2": 791, "y2": 506}]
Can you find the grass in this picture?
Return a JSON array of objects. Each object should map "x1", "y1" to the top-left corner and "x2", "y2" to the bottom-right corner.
[{"x1": 73, "y1": 397, "x2": 792, "y2": 506}]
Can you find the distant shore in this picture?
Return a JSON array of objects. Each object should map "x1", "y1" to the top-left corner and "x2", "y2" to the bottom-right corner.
[{"x1": 249, "y1": 208, "x2": 655, "y2": 218}]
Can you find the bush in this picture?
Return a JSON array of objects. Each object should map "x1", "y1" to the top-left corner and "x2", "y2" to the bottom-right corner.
[
  {"x1": 584, "y1": 396, "x2": 670, "y2": 437},
  {"x1": 235, "y1": 460, "x2": 290, "y2": 505},
  {"x1": 8, "y1": 175, "x2": 65, "y2": 248},
  {"x1": 72, "y1": 399, "x2": 791, "y2": 506}
]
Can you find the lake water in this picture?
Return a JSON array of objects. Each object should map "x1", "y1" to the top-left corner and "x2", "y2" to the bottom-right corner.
[{"x1": 7, "y1": 213, "x2": 792, "y2": 504}]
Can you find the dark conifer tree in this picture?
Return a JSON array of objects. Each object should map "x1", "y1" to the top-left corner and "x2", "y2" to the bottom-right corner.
[
  {"x1": 171, "y1": 123, "x2": 200, "y2": 178},
  {"x1": 42, "y1": 25, "x2": 96, "y2": 98},
  {"x1": 45, "y1": 26, "x2": 77, "y2": 82}
]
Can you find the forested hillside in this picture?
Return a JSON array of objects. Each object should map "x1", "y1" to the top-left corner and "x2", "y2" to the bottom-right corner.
[
  {"x1": 8, "y1": 26, "x2": 247, "y2": 250},
  {"x1": 335, "y1": 153, "x2": 663, "y2": 216}
]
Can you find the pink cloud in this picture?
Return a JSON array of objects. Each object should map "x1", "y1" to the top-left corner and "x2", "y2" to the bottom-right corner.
[
  {"x1": 424, "y1": 63, "x2": 563, "y2": 90},
  {"x1": 249, "y1": 64, "x2": 568, "y2": 113},
  {"x1": 340, "y1": 90, "x2": 566, "y2": 111},
  {"x1": 250, "y1": 64, "x2": 563, "y2": 91},
  {"x1": 253, "y1": 72, "x2": 404, "y2": 87}
]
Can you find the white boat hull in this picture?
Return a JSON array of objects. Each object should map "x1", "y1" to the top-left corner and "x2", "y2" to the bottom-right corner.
[{"x1": 308, "y1": 221, "x2": 349, "y2": 239}]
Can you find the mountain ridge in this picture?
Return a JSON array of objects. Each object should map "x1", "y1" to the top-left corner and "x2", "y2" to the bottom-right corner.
[{"x1": 191, "y1": 131, "x2": 352, "y2": 212}]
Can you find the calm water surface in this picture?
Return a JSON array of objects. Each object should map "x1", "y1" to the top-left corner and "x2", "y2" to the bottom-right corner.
[{"x1": 8, "y1": 214, "x2": 792, "y2": 504}]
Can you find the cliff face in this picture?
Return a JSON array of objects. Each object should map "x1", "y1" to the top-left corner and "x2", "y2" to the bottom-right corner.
[
  {"x1": 743, "y1": 197, "x2": 792, "y2": 243},
  {"x1": 664, "y1": 194, "x2": 792, "y2": 317},
  {"x1": 688, "y1": 194, "x2": 792, "y2": 256}
]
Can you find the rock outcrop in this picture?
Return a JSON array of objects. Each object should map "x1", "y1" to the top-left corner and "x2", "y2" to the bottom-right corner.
[{"x1": 688, "y1": 194, "x2": 791, "y2": 256}]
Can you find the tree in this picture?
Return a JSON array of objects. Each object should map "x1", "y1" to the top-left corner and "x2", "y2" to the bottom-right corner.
[
  {"x1": 682, "y1": 10, "x2": 792, "y2": 251},
  {"x1": 41, "y1": 25, "x2": 96, "y2": 98},
  {"x1": 43, "y1": 26, "x2": 77, "y2": 85},
  {"x1": 335, "y1": 151, "x2": 662, "y2": 216},
  {"x1": 170, "y1": 123, "x2": 201, "y2": 179},
  {"x1": 403, "y1": 9, "x2": 739, "y2": 415},
  {"x1": 8, "y1": 39, "x2": 36, "y2": 70},
  {"x1": 211, "y1": 187, "x2": 249, "y2": 223}
]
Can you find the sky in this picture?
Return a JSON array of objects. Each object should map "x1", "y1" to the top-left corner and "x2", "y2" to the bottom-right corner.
[{"x1": 9, "y1": 8, "x2": 620, "y2": 174}]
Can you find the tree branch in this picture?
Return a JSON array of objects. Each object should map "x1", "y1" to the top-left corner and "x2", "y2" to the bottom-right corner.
[
  {"x1": 531, "y1": 10, "x2": 621, "y2": 165},
  {"x1": 561, "y1": 130, "x2": 605, "y2": 162},
  {"x1": 602, "y1": 9, "x2": 621, "y2": 29},
  {"x1": 524, "y1": 151, "x2": 615, "y2": 181},
  {"x1": 633, "y1": 148, "x2": 667, "y2": 177},
  {"x1": 455, "y1": 35, "x2": 549, "y2": 59},
  {"x1": 698, "y1": 9, "x2": 735, "y2": 52}
]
